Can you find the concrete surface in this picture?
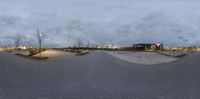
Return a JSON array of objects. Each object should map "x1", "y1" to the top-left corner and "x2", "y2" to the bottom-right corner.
[
  {"x1": 0, "y1": 51, "x2": 200, "y2": 99},
  {"x1": 107, "y1": 51, "x2": 178, "y2": 65}
]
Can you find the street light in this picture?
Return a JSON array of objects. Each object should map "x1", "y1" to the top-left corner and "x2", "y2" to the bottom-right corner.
[
  {"x1": 39, "y1": 33, "x2": 42, "y2": 38},
  {"x1": 37, "y1": 28, "x2": 43, "y2": 57},
  {"x1": 39, "y1": 33, "x2": 42, "y2": 57}
]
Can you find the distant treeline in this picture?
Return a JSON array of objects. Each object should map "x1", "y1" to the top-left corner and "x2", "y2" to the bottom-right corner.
[{"x1": 53, "y1": 47, "x2": 138, "y2": 51}]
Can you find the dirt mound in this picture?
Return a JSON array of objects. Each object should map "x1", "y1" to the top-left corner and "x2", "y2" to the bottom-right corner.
[{"x1": 34, "y1": 49, "x2": 72, "y2": 57}]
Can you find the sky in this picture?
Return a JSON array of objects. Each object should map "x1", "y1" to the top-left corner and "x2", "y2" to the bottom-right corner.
[{"x1": 0, "y1": 0, "x2": 200, "y2": 47}]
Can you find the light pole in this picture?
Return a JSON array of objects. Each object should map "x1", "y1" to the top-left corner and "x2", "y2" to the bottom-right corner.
[
  {"x1": 39, "y1": 33, "x2": 42, "y2": 57},
  {"x1": 37, "y1": 28, "x2": 43, "y2": 57}
]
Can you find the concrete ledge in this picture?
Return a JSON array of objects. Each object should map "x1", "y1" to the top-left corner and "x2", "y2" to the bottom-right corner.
[
  {"x1": 75, "y1": 52, "x2": 90, "y2": 56},
  {"x1": 16, "y1": 54, "x2": 48, "y2": 60},
  {"x1": 157, "y1": 51, "x2": 187, "y2": 58}
]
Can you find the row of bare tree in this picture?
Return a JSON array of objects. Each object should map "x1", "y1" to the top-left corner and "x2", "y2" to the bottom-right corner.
[{"x1": 9, "y1": 29, "x2": 85, "y2": 49}]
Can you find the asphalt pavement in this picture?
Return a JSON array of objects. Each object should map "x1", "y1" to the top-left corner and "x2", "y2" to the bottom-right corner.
[{"x1": 0, "y1": 51, "x2": 200, "y2": 99}]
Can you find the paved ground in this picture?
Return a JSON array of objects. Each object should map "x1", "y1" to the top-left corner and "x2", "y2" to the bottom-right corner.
[{"x1": 0, "y1": 51, "x2": 200, "y2": 99}]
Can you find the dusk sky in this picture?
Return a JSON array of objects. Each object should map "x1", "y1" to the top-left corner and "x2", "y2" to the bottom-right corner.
[{"x1": 0, "y1": 0, "x2": 200, "y2": 47}]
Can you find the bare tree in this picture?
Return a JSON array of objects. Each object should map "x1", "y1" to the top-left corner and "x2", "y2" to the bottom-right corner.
[
  {"x1": 86, "y1": 41, "x2": 91, "y2": 48},
  {"x1": 36, "y1": 29, "x2": 46, "y2": 57},
  {"x1": 12, "y1": 34, "x2": 25, "y2": 47},
  {"x1": 4, "y1": 34, "x2": 26, "y2": 53},
  {"x1": 66, "y1": 35, "x2": 71, "y2": 48},
  {"x1": 77, "y1": 37, "x2": 83, "y2": 48}
]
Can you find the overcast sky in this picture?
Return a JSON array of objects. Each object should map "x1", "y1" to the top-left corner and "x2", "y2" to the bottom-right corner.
[{"x1": 0, "y1": 0, "x2": 200, "y2": 47}]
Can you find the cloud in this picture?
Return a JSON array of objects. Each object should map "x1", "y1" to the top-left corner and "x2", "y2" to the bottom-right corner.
[{"x1": 0, "y1": 0, "x2": 200, "y2": 47}]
